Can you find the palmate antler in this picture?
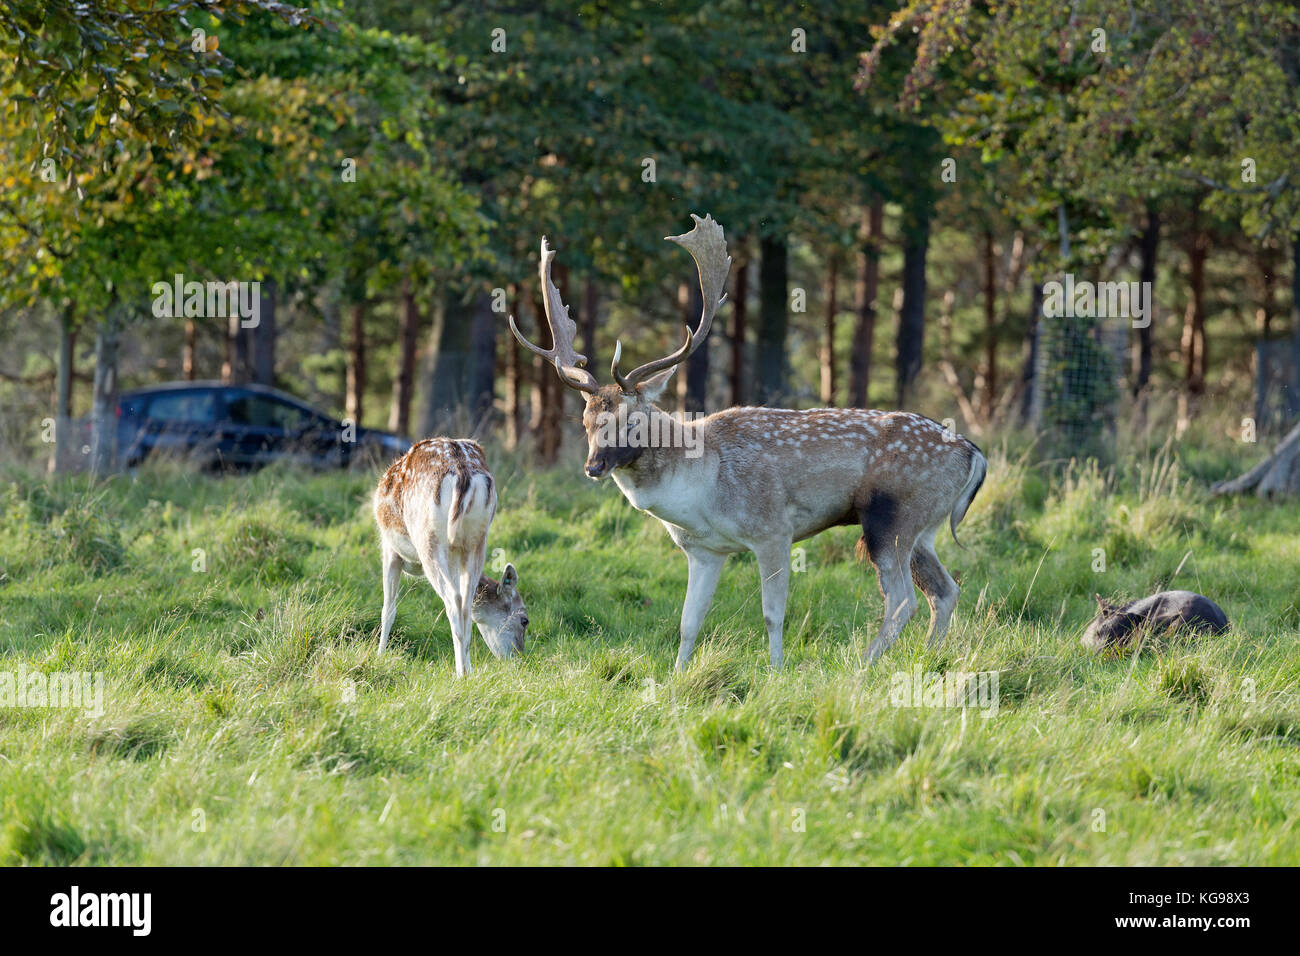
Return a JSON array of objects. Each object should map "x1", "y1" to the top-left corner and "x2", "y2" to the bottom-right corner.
[
  {"x1": 508, "y1": 237, "x2": 599, "y2": 394},
  {"x1": 612, "y1": 213, "x2": 732, "y2": 393},
  {"x1": 511, "y1": 214, "x2": 731, "y2": 396}
]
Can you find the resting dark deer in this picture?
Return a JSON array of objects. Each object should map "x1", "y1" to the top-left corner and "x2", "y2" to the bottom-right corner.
[
  {"x1": 1083, "y1": 591, "x2": 1228, "y2": 653},
  {"x1": 510, "y1": 214, "x2": 986, "y2": 669}
]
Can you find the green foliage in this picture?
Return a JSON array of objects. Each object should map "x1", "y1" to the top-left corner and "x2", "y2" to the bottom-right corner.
[
  {"x1": 863, "y1": 1, "x2": 1300, "y2": 245},
  {"x1": 0, "y1": 1, "x2": 317, "y2": 166}
]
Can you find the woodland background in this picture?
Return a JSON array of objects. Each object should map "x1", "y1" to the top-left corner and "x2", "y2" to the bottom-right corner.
[
  {"x1": 2, "y1": 1, "x2": 1299, "y2": 469},
  {"x1": 3, "y1": 2, "x2": 1300, "y2": 868}
]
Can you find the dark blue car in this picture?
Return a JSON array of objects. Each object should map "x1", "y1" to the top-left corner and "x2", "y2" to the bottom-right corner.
[{"x1": 113, "y1": 382, "x2": 411, "y2": 471}]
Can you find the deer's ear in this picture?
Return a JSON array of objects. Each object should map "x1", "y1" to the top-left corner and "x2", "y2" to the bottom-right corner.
[
  {"x1": 637, "y1": 365, "x2": 678, "y2": 402},
  {"x1": 500, "y1": 563, "x2": 518, "y2": 596},
  {"x1": 1095, "y1": 593, "x2": 1117, "y2": 614}
]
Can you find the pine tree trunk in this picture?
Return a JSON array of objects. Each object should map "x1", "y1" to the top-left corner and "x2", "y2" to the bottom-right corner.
[
  {"x1": 534, "y1": 269, "x2": 567, "y2": 464},
  {"x1": 221, "y1": 311, "x2": 250, "y2": 385},
  {"x1": 582, "y1": 278, "x2": 599, "y2": 376},
  {"x1": 820, "y1": 254, "x2": 839, "y2": 405},
  {"x1": 896, "y1": 212, "x2": 930, "y2": 408},
  {"x1": 1135, "y1": 204, "x2": 1160, "y2": 394},
  {"x1": 1177, "y1": 216, "x2": 1208, "y2": 435},
  {"x1": 89, "y1": 304, "x2": 122, "y2": 477},
  {"x1": 1253, "y1": 246, "x2": 1276, "y2": 429},
  {"x1": 422, "y1": 291, "x2": 470, "y2": 436},
  {"x1": 183, "y1": 318, "x2": 197, "y2": 381},
  {"x1": 1020, "y1": 283, "x2": 1043, "y2": 426},
  {"x1": 250, "y1": 280, "x2": 276, "y2": 386},
  {"x1": 1288, "y1": 232, "x2": 1300, "y2": 420},
  {"x1": 981, "y1": 228, "x2": 997, "y2": 418},
  {"x1": 730, "y1": 238, "x2": 748, "y2": 406},
  {"x1": 504, "y1": 285, "x2": 525, "y2": 449},
  {"x1": 684, "y1": 278, "x2": 708, "y2": 413},
  {"x1": 468, "y1": 291, "x2": 497, "y2": 429},
  {"x1": 346, "y1": 302, "x2": 367, "y2": 424},
  {"x1": 849, "y1": 199, "x2": 883, "y2": 408},
  {"x1": 388, "y1": 281, "x2": 421, "y2": 435},
  {"x1": 1182, "y1": 213, "x2": 1208, "y2": 396},
  {"x1": 757, "y1": 234, "x2": 788, "y2": 406},
  {"x1": 49, "y1": 309, "x2": 75, "y2": 474}
]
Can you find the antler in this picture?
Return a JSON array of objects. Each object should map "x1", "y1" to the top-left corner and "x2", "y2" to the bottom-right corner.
[
  {"x1": 613, "y1": 213, "x2": 731, "y2": 394},
  {"x1": 508, "y1": 237, "x2": 599, "y2": 394}
]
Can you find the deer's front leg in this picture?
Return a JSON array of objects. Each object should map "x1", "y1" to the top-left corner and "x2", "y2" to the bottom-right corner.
[
  {"x1": 675, "y1": 549, "x2": 726, "y2": 672},
  {"x1": 753, "y1": 539, "x2": 792, "y2": 669}
]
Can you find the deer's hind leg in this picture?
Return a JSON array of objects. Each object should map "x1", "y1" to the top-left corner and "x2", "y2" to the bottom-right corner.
[
  {"x1": 910, "y1": 523, "x2": 959, "y2": 649},
  {"x1": 859, "y1": 492, "x2": 920, "y2": 664},
  {"x1": 378, "y1": 538, "x2": 405, "y2": 654},
  {"x1": 412, "y1": 530, "x2": 475, "y2": 676}
]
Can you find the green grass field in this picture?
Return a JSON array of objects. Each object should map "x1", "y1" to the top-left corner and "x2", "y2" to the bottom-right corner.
[{"x1": 1, "y1": 439, "x2": 1298, "y2": 865}]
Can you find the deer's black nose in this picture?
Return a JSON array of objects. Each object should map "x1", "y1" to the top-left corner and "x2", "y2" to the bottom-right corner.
[{"x1": 585, "y1": 460, "x2": 607, "y2": 479}]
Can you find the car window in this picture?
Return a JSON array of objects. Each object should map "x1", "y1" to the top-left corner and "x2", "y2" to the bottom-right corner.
[
  {"x1": 147, "y1": 391, "x2": 217, "y2": 424},
  {"x1": 226, "y1": 395, "x2": 316, "y2": 431}
]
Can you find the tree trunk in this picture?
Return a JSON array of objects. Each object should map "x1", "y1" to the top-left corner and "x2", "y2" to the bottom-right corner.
[
  {"x1": 49, "y1": 309, "x2": 76, "y2": 474},
  {"x1": 1177, "y1": 215, "x2": 1208, "y2": 436},
  {"x1": 388, "y1": 282, "x2": 421, "y2": 435},
  {"x1": 820, "y1": 254, "x2": 839, "y2": 405},
  {"x1": 89, "y1": 305, "x2": 122, "y2": 477},
  {"x1": 421, "y1": 291, "x2": 470, "y2": 436},
  {"x1": 849, "y1": 199, "x2": 883, "y2": 408},
  {"x1": 1020, "y1": 282, "x2": 1043, "y2": 425},
  {"x1": 980, "y1": 228, "x2": 997, "y2": 418},
  {"x1": 320, "y1": 282, "x2": 345, "y2": 410},
  {"x1": 757, "y1": 233, "x2": 789, "y2": 406},
  {"x1": 534, "y1": 268, "x2": 567, "y2": 464},
  {"x1": 250, "y1": 280, "x2": 277, "y2": 386},
  {"x1": 183, "y1": 318, "x2": 197, "y2": 381},
  {"x1": 221, "y1": 311, "x2": 250, "y2": 385},
  {"x1": 346, "y1": 302, "x2": 367, "y2": 424},
  {"x1": 1182, "y1": 229, "x2": 1208, "y2": 395},
  {"x1": 1252, "y1": 246, "x2": 1277, "y2": 429},
  {"x1": 582, "y1": 277, "x2": 599, "y2": 376},
  {"x1": 468, "y1": 291, "x2": 497, "y2": 429},
  {"x1": 1135, "y1": 204, "x2": 1160, "y2": 394},
  {"x1": 504, "y1": 285, "x2": 524, "y2": 450},
  {"x1": 896, "y1": 212, "x2": 930, "y2": 408},
  {"x1": 730, "y1": 238, "x2": 748, "y2": 406},
  {"x1": 1288, "y1": 232, "x2": 1300, "y2": 420},
  {"x1": 684, "y1": 278, "x2": 708, "y2": 413}
]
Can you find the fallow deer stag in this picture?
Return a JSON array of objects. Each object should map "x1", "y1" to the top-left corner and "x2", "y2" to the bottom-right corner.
[
  {"x1": 510, "y1": 214, "x2": 985, "y2": 669},
  {"x1": 373, "y1": 438, "x2": 528, "y2": 675}
]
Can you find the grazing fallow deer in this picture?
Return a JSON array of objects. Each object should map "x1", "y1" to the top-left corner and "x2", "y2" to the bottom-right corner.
[
  {"x1": 373, "y1": 438, "x2": 528, "y2": 675},
  {"x1": 510, "y1": 213, "x2": 985, "y2": 669}
]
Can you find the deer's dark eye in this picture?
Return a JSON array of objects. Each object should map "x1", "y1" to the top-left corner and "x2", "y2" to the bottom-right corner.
[{"x1": 520, "y1": 616, "x2": 529, "y2": 628}]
